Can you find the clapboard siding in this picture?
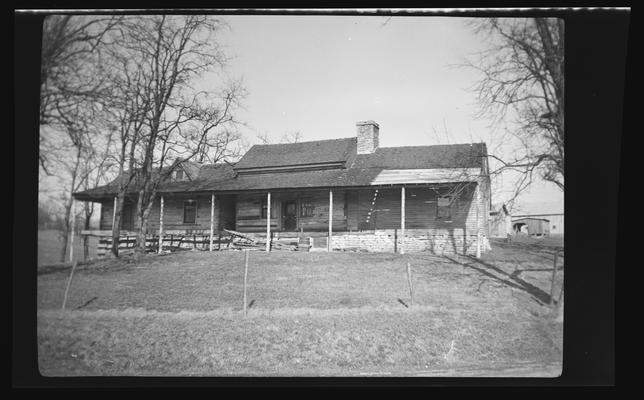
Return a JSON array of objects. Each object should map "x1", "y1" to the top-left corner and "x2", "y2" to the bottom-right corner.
[
  {"x1": 146, "y1": 194, "x2": 215, "y2": 232},
  {"x1": 345, "y1": 185, "x2": 482, "y2": 232},
  {"x1": 296, "y1": 190, "x2": 347, "y2": 231},
  {"x1": 236, "y1": 193, "x2": 280, "y2": 232},
  {"x1": 99, "y1": 198, "x2": 136, "y2": 231},
  {"x1": 235, "y1": 190, "x2": 347, "y2": 232},
  {"x1": 100, "y1": 194, "x2": 219, "y2": 233}
]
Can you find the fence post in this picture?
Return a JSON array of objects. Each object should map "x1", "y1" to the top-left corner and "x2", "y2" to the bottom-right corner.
[
  {"x1": 550, "y1": 250, "x2": 559, "y2": 305},
  {"x1": 210, "y1": 193, "x2": 215, "y2": 251},
  {"x1": 62, "y1": 261, "x2": 78, "y2": 310},
  {"x1": 328, "y1": 190, "x2": 333, "y2": 252},
  {"x1": 476, "y1": 183, "x2": 481, "y2": 258},
  {"x1": 243, "y1": 250, "x2": 249, "y2": 316},
  {"x1": 69, "y1": 199, "x2": 76, "y2": 263},
  {"x1": 406, "y1": 262, "x2": 414, "y2": 306},
  {"x1": 400, "y1": 187, "x2": 405, "y2": 254},
  {"x1": 158, "y1": 195, "x2": 164, "y2": 253},
  {"x1": 266, "y1": 192, "x2": 271, "y2": 252}
]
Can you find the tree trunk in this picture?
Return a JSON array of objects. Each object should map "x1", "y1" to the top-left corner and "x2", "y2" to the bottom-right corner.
[
  {"x1": 60, "y1": 144, "x2": 82, "y2": 263},
  {"x1": 134, "y1": 190, "x2": 155, "y2": 257},
  {"x1": 111, "y1": 192, "x2": 126, "y2": 257},
  {"x1": 59, "y1": 195, "x2": 73, "y2": 263}
]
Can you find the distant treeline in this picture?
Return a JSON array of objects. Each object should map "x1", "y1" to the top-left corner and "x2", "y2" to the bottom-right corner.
[{"x1": 38, "y1": 205, "x2": 97, "y2": 231}]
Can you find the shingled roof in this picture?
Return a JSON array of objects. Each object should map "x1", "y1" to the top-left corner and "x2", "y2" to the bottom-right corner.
[
  {"x1": 233, "y1": 138, "x2": 357, "y2": 170},
  {"x1": 74, "y1": 140, "x2": 488, "y2": 200},
  {"x1": 350, "y1": 143, "x2": 486, "y2": 169}
]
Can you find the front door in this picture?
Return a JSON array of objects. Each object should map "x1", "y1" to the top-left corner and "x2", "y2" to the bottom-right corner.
[
  {"x1": 121, "y1": 200, "x2": 135, "y2": 231},
  {"x1": 283, "y1": 201, "x2": 297, "y2": 231}
]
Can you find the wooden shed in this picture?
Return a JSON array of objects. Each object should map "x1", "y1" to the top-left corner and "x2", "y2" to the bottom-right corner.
[{"x1": 512, "y1": 217, "x2": 550, "y2": 236}]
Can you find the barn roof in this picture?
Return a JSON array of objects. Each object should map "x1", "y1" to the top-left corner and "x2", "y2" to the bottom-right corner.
[
  {"x1": 73, "y1": 140, "x2": 488, "y2": 200},
  {"x1": 512, "y1": 217, "x2": 550, "y2": 222}
]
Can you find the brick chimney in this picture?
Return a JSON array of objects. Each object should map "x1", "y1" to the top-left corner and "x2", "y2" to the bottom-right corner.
[{"x1": 356, "y1": 120, "x2": 379, "y2": 154}]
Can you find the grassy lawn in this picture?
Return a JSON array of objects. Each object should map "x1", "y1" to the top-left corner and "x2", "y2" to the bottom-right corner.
[{"x1": 37, "y1": 239, "x2": 563, "y2": 376}]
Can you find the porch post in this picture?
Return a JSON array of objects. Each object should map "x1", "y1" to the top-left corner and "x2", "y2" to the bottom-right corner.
[
  {"x1": 158, "y1": 195, "x2": 164, "y2": 254},
  {"x1": 328, "y1": 189, "x2": 333, "y2": 252},
  {"x1": 266, "y1": 192, "x2": 271, "y2": 252},
  {"x1": 209, "y1": 193, "x2": 215, "y2": 251},
  {"x1": 476, "y1": 182, "x2": 482, "y2": 258},
  {"x1": 111, "y1": 196, "x2": 117, "y2": 231},
  {"x1": 400, "y1": 186, "x2": 405, "y2": 254},
  {"x1": 69, "y1": 198, "x2": 76, "y2": 263}
]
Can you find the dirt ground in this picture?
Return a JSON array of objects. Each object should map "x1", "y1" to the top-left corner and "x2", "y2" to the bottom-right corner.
[{"x1": 37, "y1": 239, "x2": 563, "y2": 377}]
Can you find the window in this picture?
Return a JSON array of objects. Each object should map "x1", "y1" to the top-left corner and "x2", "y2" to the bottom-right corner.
[
  {"x1": 261, "y1": 199, "x2": 268, "y2": 219},
  {"x1": 301, "y1": 200, "x2": 314, "y2": 217},
  {"x1": 175, "y1": 169, "x2": 184, "y2": 181},
  {"x1": 437, "y1": 196, "x2": 454, "y2": 221},
  {"x1": 183, "y1": 200, "x2": 197, "y2": 223}
]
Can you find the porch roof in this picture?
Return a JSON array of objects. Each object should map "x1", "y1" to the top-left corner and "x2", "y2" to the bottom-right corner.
[{"x1": 73, "y1": 142, "x2": 487, "y2": 200}]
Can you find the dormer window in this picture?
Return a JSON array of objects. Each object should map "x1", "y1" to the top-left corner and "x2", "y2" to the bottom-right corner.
[{"x1": 175, "y1": 169, "x2": 184, "y2": 181}]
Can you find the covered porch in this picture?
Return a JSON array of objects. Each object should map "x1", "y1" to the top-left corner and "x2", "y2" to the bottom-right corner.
[{"x1": 74, "y1": 180, "x2": 488, "y2": 258}]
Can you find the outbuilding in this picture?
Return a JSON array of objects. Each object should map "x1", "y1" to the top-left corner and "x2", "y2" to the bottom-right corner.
[{"x1": 512, "y1": 217, "x2": 550, "y2": 236}]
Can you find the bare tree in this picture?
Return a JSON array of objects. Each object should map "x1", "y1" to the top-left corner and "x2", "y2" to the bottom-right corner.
[
  {"x1": 100, "y1": 37, "x2": 154, "y2": 257},
  {"x1": 255, "y1": 130, "x2": 303, "y2": 145},
  {"x1": 100, "y1": 15, "x2": 242, "y2": 256},
  {"x1": 78, "y1": 128, "x2": 115, "y2": 261},
  {"x1": 40, "y1": 15, "x2": 121, "y2": 175},
  {"x1": 463, "y1": 17, "x2": 564, "y2": 202},
  {"x1": 255, "y1": 131, "x2": 272, "y2": 144},
  {"x1": 39, "y1": 15, "x2": 124, "y2": 261},
  {"x1": 48, "y1": 103, "x2": 112, "y2": 263},
  {"x1": 280, "y1": 131, "x2": 303, "y2": 143}
]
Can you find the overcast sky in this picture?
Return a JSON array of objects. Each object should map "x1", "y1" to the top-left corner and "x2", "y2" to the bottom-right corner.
[
  {"x1": 38, "y1": 14, "x2": 563, "y2": 213},
  {"x1": 211, "y1": 15, "x2": 563, "y2": 208}
]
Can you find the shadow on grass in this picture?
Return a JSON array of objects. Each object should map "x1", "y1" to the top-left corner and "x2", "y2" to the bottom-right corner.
[{"x1": 444, "y1": 255, "x2": 552, "y2": 305}]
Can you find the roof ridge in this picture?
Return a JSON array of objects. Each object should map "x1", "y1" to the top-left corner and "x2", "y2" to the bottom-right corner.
[
  {"x1": 377, "y1": 142, "x2": 486, "y2": 149},
  {"x1": 253, "y1": 137, "x2": 355, "y2": 147}
]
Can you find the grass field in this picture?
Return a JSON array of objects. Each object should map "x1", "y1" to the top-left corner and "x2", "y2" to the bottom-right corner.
[{"x1": 37, "y1": 238, "x2": 564, "y2": 376}]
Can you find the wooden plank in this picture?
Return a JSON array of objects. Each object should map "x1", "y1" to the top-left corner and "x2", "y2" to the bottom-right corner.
[
  {"x1": 81, "y1": 230, "x2": 138, "y2": 236},
  {"x1": 224, "y1": 229, "x2": 256, "y2": 243},
  {"x1": 371, "y1": 168, "x2": 481, "y2": 185}
]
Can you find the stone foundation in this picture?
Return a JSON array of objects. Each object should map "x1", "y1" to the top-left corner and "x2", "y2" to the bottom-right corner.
[{"x1": 325, "y1": 229, "x2": 489, "y2": 255}]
